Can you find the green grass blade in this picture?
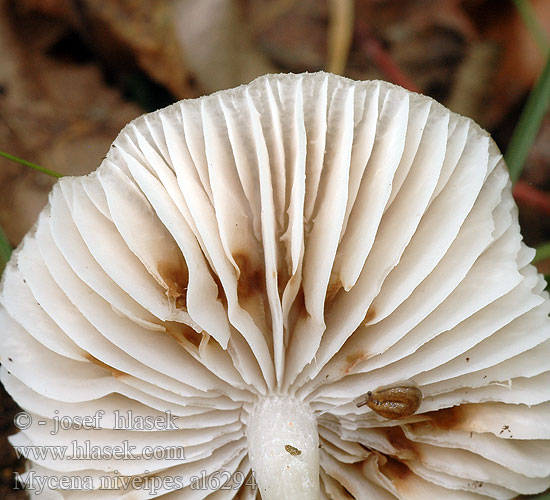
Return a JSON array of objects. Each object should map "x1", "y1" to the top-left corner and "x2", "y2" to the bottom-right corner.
[
  {"x1": 505, "y1": 53, "x2": 550, "y2": 184},
  {"x1": 513, "y1": 0, "x2": 549, "y2": 54},
  {"x1": 0, "y1": 225, "x2": 12, "y2": 274},
  {"x1": 0, "y1": 151, "x2": 63, "y2": 178},
  {"x1": 534, "y1": 242, "x2": 550, "y2": 263}
]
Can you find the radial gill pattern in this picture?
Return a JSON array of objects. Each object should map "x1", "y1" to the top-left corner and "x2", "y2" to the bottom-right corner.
[{"x1": 1, "y1": 72, "x2": 550, "y2": 499}]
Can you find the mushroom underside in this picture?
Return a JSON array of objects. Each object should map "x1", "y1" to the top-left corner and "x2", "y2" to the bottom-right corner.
[{"x1": 1, "y1": 72, "x2": 549, "y2": 499}]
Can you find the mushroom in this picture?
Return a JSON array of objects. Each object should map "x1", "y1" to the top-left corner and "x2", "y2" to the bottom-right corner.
[{"x1": 1, "y1": 72, "x2": 549, "y2": 499}]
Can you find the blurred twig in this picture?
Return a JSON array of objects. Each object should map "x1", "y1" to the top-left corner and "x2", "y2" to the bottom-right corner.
[{"x1": 326, "y1": 0, "x2": 354, "y2": 75}]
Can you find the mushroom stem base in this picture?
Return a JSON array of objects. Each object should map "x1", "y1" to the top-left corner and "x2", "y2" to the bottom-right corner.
[{"x1": 246, "y1": 395, "x2": 320, "y2": 500}]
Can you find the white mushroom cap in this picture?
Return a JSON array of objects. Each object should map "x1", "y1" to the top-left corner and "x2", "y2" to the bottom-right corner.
[{"x1": 1, "y1": 72, "x2": 549, "y2": 499}]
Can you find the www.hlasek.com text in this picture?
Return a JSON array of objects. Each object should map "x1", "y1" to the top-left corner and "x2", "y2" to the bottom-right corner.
[{"x1": 14, "y1": 440, "x2": 186, "y2": 461}]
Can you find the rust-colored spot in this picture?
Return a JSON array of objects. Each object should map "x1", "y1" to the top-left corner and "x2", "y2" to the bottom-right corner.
[
  {"x1": 325, "y1": 278, "x2": 343, "y2": 304},
  {"x1": 384, "y1": 427, "x2": 419, "y2": 461},
  {"x1": 379, "y1": 456, "x2": 413, "y2": 483},
  {"x1": 158, "y1": 261, "x2": 189, "y2": 305},
  {"x1": 85, "y1": 354, "x2": 128, "y2": 379},
  {"x1": 422, "y1": 405, "x2": 466, "y2": 431},
  {"x1": 344, "y1": 351, "x2": 369, "y2": 374},
  {"x1": 233, "y1": 252, "x2": 264, "y2": 299},
  {"x1": 295, "y1": 286, "x2": 308, "y2": 319},
  {"x1": 364, "y1": 307, "x2": 376, "y2": 324},
  {"x1": 277, "y1": 268, "x2": 284, "y2": 295}
]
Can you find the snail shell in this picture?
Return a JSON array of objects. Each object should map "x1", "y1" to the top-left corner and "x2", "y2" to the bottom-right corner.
[{"x1": 356, "y1": 385, "x2": 422, "y2": 420}]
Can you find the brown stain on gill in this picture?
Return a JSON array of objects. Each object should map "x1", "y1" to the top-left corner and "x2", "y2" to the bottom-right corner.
[
  {"x1": 383, "y1": 426, "x2": 419, "y2": 461},
  {"x1": 364, "y1": 306, "x2": 376, "y2": 324},
  {"x1": 344, "y1": 351, "x2": 370, "y2": 375},
  {"x1": 422, "y1": 405, "x2": 466, "y2": 431},
  {"x1": 295, "y1": 286, "x2": 308, "y2": 318},
  {"x1": 379, "y1": 455, "x2": 413, "y2": 483},
  {"x1": 85, "y1": 354, "x2": 128, "y2": 379},
  {"x1": 325, "y1": 278, "x2": 343, "y2": 304},
  {"x1": 233, "y1": 251, "x2": 265, "y2": 299},
  {"x1": 158, "y1": 260, "x2": 188, "y2": 308}
]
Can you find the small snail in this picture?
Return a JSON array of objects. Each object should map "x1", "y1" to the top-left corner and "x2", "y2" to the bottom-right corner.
[{"x1": 356, "y1": 384, "x2": 422, "y2": 420}]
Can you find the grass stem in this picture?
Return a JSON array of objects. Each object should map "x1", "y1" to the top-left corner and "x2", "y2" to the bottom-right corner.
[
  {"x1": 0, "y1": 225, "x2": 12, "y2": 274},
  {"x1": 512, "y1": 0, "x2": 549, "y2": 55},
  {"x1": 0, "y1": 151, "x2": 63, "y2": 178},
  {"x1": 505, "y1": 53, "x2": 550, "y2": 184}
]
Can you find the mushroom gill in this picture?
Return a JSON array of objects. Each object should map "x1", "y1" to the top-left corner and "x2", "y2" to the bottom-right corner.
[{"x1": 1, "y1": 72, "x2": 549, "y2": 499}]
